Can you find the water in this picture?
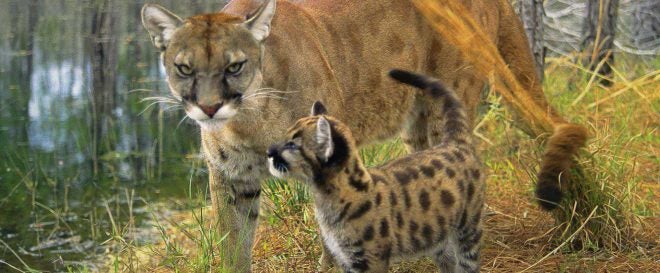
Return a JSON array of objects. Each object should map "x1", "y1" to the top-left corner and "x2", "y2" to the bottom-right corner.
[{"x1": 0, "y1": 0, "x2": 227, "y2": 271}]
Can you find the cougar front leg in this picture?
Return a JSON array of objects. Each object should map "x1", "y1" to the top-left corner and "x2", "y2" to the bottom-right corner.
[{"x1": 209, "y1": 169, "x2": 261, "y2": 272}]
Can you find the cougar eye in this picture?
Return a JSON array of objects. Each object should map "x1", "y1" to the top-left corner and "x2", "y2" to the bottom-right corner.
[
  {"x1": 226, "y1": 61, "x2": 246, "y2": 76},
  {"x1": 175, "y1": 64, "x2": 194, "y2": 77}
]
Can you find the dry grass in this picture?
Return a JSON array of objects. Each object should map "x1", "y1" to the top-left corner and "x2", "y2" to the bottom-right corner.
[
  {"x1": 96, "y1": 1, "x2": 658, "y2": 272},
  {"x1": 411, "y1": 0, "x2": 557, "y2": 135},
  {"x1": 99, "y1": 56, "x2": 659, "y2": 272},
  {"x1": 412, "y1": 0, "x2": 657, "y2": 252}
]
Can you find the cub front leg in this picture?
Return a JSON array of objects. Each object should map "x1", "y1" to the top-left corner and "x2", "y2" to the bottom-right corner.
[
  {"x1": 319, "y1": 242, "x2": 337, "y2": 272},
  {"x1": 341, "y1": 257, "x2": 389, "y2": 273},
  {"x1": 209, "y1": 168, "x2": 261, "y2": 273}
]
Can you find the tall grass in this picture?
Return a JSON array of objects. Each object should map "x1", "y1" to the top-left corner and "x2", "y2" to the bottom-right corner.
[
  {"x1": 87, "y1": 58, "x2": 657, "y2": 271},
  {"x1": 59, "y1": 5, "x2": 657, "y2": 271},
  {"x1": 545, "y1": 56, "x2": 657, "y2": 250},
  {"x1": 412, "y1": 0, "x2": 658, "y2": 252}
]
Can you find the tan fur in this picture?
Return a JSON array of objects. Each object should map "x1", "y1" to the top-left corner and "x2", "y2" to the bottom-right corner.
[
  {"x1": 536, "y1": 124, "x2": 588, "y2": 210},
  {"x1": 267, "y1": 71, "x2": 484, "y2": 272},
  {"x1": 141, "y1": 0, "x2": 583, "y2": 271}
]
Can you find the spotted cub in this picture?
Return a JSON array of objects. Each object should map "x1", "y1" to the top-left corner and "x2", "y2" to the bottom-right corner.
[{"x1": 267, "y1": 70, "x2": 485, "y2": 273}]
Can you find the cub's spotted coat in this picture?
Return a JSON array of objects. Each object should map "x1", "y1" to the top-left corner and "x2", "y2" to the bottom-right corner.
[{"x1": 268, "y1": 70, "x2": 485, "y2": 272}]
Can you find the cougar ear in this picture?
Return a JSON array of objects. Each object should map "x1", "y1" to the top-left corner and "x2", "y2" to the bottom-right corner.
[
  {"x1": 310, "y1": 101, "x2": 328, "y2": 116},
  {"x1": 142, "y1": 4, "x2": 183, "y2": 51},
  {"x1": 316, "y1": 117, "x2": 334, "y2": 163},
  {"x1": 242, "y1": 0, "x2": 276, "y2": 42}
]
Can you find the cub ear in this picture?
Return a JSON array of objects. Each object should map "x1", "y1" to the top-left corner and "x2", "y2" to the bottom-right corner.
[
  {"x1": 242, "y1": 0, "x2": 276, "y2": 42},
  {"x1": 310, "y1": 101, "x2": 328, "y2": 116},
  {"x1": 316, "y1": 117, "x2": 334, "y2": 163},
  {"x1": 141, "y1": 4, "x2": 183, "y2": 51}
]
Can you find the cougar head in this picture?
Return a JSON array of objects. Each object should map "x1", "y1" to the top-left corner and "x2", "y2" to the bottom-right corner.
[{"x1": 141, "y1": 0, "x2": 276, "y2": 130}]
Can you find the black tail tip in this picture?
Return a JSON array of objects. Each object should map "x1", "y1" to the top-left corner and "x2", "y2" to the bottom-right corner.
[
  {"x1": 388, "y1": 69, "x2": 428, "y2": 90},
  {"x1": 535, "y1": 184, "x2": 562, "y2": 211}
]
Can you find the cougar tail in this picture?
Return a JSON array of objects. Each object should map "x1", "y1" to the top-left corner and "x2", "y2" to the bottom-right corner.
[
  {"x1": 388, "y1": 69, "x2": 469, "y2": 146},
  {"x1": 535, "y1": 124, "x2": 588, "y2": 210},
  {"x1": 496, "y1": 0, "x2": 589, "y2": 210}
]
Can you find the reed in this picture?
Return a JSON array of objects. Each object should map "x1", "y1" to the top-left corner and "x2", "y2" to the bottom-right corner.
[{"x1": 410, "y1": 0, "x2": 648, "y2": 251}]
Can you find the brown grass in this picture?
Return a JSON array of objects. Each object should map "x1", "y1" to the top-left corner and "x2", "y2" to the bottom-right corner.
[
  {"x1": 410, "y1": 0, "x2": 658, "y2": 251},
  {"x1": 411, "y1": 0, "x2": 557, "y2": 134},
  {"x1": 99, "y1": 1, "x2": 659, "y2": 272},
  {"x1": 103, "y1": 58, "x2": 659, "y2": 271}
]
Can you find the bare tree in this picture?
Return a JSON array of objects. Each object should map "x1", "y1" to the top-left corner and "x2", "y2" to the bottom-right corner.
[
  {"x1": 630, "y1": 0, "x2": 660, "y2": 51},
  {"x1": 518, "y1": 0, "x2": 546, "y2": 82},
  {"x1": 581, "y1": 0, "x2": 620, "y2": 86},
  {"x1": 86, "y1": 0, "x2": 118, "y2": 173}
]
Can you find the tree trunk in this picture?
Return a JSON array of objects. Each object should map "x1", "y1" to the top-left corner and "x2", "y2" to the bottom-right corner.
[
  {"x1": 518, "y1": 0, "x2": 546, "y2": 82},
  {"x1": 6, "y1": 0, "x2": 37, "y2": 149},
  {"x1": 581, "y1": 0, "x2": 620, "y2": 86},
  {"x1": 630, "y1": 0, "x2": 660, "y2": 51},
  {"x1": 86, "y1": 0, "x2": 118, "y2": 174}
]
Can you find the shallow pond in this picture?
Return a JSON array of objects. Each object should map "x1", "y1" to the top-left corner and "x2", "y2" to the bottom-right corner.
[{"x1": 0, "y1": 0, "x2": 228, "y2": 271}]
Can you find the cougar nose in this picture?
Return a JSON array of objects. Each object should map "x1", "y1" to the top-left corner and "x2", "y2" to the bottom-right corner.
[{"x1": 198, "y1": 103, "x2": 222, "y2": 117}]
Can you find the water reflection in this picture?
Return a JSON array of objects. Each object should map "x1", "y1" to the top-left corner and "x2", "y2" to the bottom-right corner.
[{"x1": 0, "y1": 0, "x2": 226, "y2": 271}]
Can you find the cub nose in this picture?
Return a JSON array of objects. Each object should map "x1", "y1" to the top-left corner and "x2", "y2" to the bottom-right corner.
[
  {"x1": 198, "y1": 103, "x2": 222, "y2": 117},
  {"x1": 267, "y1": 145, "x2": 279, "y2": 158}
]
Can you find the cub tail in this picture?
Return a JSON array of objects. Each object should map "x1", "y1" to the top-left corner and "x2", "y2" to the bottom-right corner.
[{"x1": 388, "y1": 69, "x2": 469, "y2": 146}]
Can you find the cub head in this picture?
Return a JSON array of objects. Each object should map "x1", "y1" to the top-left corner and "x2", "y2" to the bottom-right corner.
[
  {"x1": 267, "y1": 102, "x2": 355, "y2": 184},
  {"x1": 141, "y1": 0, "x2": 276, "y2": 130}
]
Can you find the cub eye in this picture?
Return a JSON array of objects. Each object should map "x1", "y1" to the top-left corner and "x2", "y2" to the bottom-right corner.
[
  {"x1": 175, "y1": 64, "x2": 194, "y2": 77},
  {"x1": 283, "y1": 141, "x2": 297, "y2": 149},
  {"x1": 226, "y1": 61, "x2": 246, "y2": 76}
]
